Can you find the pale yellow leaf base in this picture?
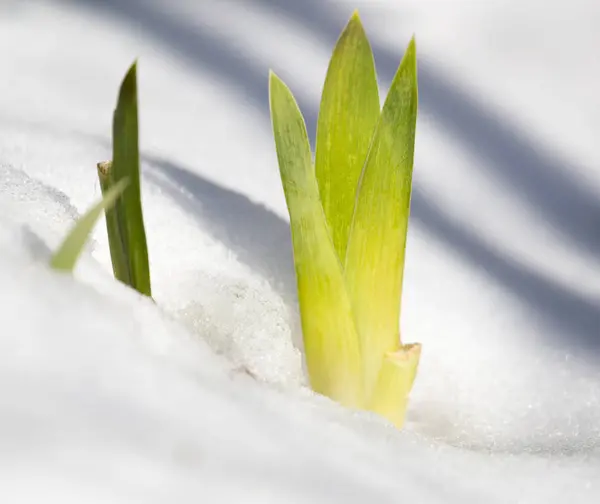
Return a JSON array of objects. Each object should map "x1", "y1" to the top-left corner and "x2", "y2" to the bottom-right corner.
[{"x1": 366, "y1": 343, "x2": 422, "y2": 428}]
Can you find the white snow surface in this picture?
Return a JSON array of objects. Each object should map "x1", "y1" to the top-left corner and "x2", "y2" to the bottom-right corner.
[{"x1": 1, "y1": 0, "x2": 599, "y2": 502}]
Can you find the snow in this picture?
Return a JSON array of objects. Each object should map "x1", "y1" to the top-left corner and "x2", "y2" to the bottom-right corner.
[{"x1": 0, "y1": 0, "x2": 599, "y2": 502}]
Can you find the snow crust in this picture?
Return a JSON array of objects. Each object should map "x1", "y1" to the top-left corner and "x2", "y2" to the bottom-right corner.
[{"x1": 1, "y1": 0, "x2": 599, "y2": 502}]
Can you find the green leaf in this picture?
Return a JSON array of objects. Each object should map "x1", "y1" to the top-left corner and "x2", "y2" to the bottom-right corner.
[
  {"x1": 269, "y1": 70, "x2": 363, "y2": 408},
  {"x1": 315, "y1": 10, "x2": 380, "y2": 261},
  {"x1": 50, "y1": 178, "x2": 129, "y2": 272},
  {"x1": 344, "y1": 38, "x2": 419, "y2": 398},
  {"x1": 97, "y1": 161, "x2": 133, "y2": 285},
  {"x1": 105, "y1": 61, "x2": 152, "y2": 297}
]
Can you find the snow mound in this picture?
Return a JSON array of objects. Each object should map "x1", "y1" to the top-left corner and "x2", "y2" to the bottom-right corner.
[{"x1": 1, "y1": 0, "x2": 600, "y2": 501}]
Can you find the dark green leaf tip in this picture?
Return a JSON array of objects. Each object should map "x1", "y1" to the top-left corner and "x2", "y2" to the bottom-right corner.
[{"x1": 117, "y1": 61, "x2": 138, "y2": 107}]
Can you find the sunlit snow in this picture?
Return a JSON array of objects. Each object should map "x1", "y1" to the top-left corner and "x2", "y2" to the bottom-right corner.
[{"x1": 1, "y1": 1, "x2": 599, "y2": 502}]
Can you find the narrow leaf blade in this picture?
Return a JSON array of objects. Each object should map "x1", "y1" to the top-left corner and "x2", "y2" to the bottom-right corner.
[
  {"x1": 269, "y1": 71, "x2": 363, "y2": 408},
  {"x1": 315, "y1": 10, "x2": 380, "y2": 260},
  {"x1": 110, "y1": 62, "x2": 152, "y2": 297},
  {"x1": 50, "y1": 179, "x2": 129, "y2": 272},
  {"x1": 344, "y1": 38, "x2": 419, "y2": 398},
  {"x1": 97, "y1": 161, "x2": 132, "y2": 284}
]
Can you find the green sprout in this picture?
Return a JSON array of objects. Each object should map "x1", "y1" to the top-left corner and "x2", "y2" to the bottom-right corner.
[
  {"x1": 269, "y1": 11, "x2": 420, "y2": 427},
  {"x1": 97, "y1": 62, "x2": 152, "y2": 298},
  {"x1": 50, "y1": 178, "x2": 129, "y2": 272}
]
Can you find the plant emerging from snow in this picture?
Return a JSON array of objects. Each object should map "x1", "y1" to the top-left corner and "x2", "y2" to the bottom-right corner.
[
  {"x1": 96, "y1": 62, "x2": 152, "y2": 299},
  {"x1": 49, "y1": 9, "x2": 420, "y2": 429},
  {"x1": 50, "y1": 63, "x2": 152, "y2": 302},
  {"x1": 269, "y1": 11, "x2": 420, "y2": 427}
]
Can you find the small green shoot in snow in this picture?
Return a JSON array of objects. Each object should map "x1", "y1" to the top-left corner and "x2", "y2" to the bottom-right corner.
[
  {"x1": 99, "y1": 61, "x2": 152, "y2": 298},
  {"x1": 269, "y1": 10, "x2": 420, "y2": 427}
]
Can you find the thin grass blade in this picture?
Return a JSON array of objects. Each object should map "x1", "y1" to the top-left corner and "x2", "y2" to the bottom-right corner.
[
  {"x1": 314, "y1": 10, "x2": 380, "y2": 260},
  {"x1": 269, "y1": 71, "x2": 363, "y2": 408},
  {"x1": 344, "y1": 38, "x2": 419, "y2": 400},
  {"x1": 50, "y1": 179, "x2": 129, "y2": 272},
  {"x1": 108, "y1": 62, "x2": 152, "y2": 297}
]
